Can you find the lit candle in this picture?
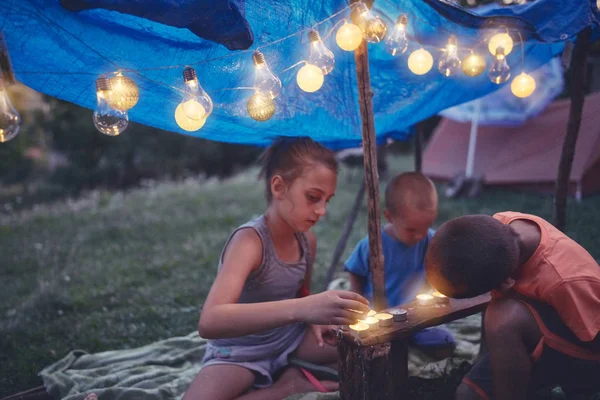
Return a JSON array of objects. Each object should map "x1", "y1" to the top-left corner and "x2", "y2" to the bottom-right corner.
[
  {"x1": 416, "y1": 294, "x2": 434, "y2": 306},
  {"x1": 389, "y1": 308, "x2": 408, "y2": 322},
  {"x1": 361, "y1": 316, "x2": 380, "y2": 329},
  {"x1": 367, "y1": 309, "x2": 377, "y2": 317},
  {"x1": 349, "y1": 321, "x2": 370, "y2": 337},
  {"x1": 375, "y1": 312, "x2": 393, "y2": 327},
  {"x1": 432, "y1": 291, "x2": 449, "y2": 304}
]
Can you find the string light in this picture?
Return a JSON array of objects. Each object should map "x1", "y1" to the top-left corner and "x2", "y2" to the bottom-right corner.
[
  {"x1": 335, "y1": 20, "x2": 363, "y2": 51},
  {"x1": 0, "y1": 77, "x2": 20, "y2": 143},
  {"x1": 252, "y1": 51, "x2": 282, "y2": 100},
  {"x1": 174, "y1": 102, "x2": 206, "y2": 131},
  {"x1": 488, "y1": 32, "x2": 513, "y2": 56},
  {"x1": 511, "y1": 72, "x2": 536, "y2": 98},
  {"x1": 307, "y1": 29, "x2": 335, "y2": 75},
  {"x1": 462, "y1": 52, "x2": 486, "y2": 76},
  {"x1": 352, "y1": 2, "x2": 387, "y2": 43},
  {"x1": 93, "y1": 77, "x2": 128, "y2": 136},
  {"x1": 181, "y1": 67, "x2": 213, "y2": 121},
  {"x1": 297, "y1": 63, "x2": 324, "y2": 92},
  {"x1": 385, "y1": 14, "x2": 409, "y2": 56},
  {"x1": 408, "y1": 48, "x2": 433, "y2": 75},
  {"x1": 488, "y1": 46, "x2": 511, "y2": 84},
  {"x1": 106, "y1": 71, "x2": 139, "y2": 111},
  {"x1": 247, "y1": 93, "x2": 276, "y2": 121},
  {"x1": 438, "y1": 35, "x2": 461, "y2": 76}
]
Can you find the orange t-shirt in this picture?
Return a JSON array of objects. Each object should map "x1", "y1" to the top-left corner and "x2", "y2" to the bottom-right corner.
[{"x1": 493, "y1": 212, "x2": 600, "y2": 342}]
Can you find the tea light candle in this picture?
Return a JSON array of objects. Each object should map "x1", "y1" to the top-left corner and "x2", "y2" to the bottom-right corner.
[
  {"x1": 361, "y1": 316, "x2": 380, "y2": 329},
  {"x1": 432, "y1": 291, "x2": 449, "y2": 304},
  {"x1": 416, "y1": 293, "x2": 434, "y2": 306},
  {"x1": 375, "y1": 312, "x2": 393, "y2": 327},
  {"x1": 389, "y1": 308, "x2": 408, "y2": 322},
  {"x1": 349, "y1": 321, "x2": 370, "y2": 337},
  {"x1": 367, "y1": 309, "x2": 377, "y2": 317}
]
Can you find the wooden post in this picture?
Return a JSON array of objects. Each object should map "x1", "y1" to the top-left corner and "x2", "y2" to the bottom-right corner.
[
  {"x1": 352, "y1": 1, "x2": 386, "y2": 312},
  {"x1": 323, "y1": 181, "x2": 366, "y2": 291},
  {"x1": 553, "y1": 27, "x2": 591, "y2": 231},
  {"x1": 414, "y1": 123, "x2": 423, "y2": 172}
]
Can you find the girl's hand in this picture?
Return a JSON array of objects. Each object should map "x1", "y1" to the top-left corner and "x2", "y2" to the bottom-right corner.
[
  {"x1": 297, "y1": 290, "x2": 370, "y2": 326},
  {"x1": 311, "y1": 324, "x2": 337, "y2": 347}
]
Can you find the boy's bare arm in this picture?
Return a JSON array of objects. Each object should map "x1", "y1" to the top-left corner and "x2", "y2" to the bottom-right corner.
[{"x1": 348, "y1": 272, "x2": 366, "y2": 295}]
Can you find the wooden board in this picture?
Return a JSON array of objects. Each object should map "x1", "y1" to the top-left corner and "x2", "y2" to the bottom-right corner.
[{"x1": 338, "y1": 293, "x2": 491, "y2": 347}]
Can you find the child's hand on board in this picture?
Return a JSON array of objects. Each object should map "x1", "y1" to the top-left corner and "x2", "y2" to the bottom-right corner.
[{"x1": 297, "y1": 290, "x2": 369, "y2": 326}]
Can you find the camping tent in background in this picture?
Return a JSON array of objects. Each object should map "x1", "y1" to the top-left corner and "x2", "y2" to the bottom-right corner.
[{"x1": 423, "y1": 91, "x2": 600, "y2": 199}]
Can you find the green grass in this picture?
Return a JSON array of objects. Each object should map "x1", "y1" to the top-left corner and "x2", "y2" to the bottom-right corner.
[{"x1": 1, "y1": 154, "x2": 599, "y2": 397}]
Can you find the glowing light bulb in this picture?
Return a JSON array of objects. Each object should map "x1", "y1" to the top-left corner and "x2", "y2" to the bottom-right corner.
[
  {"x1": 336, "y1": 21, "x2": 363, "y2": 51},
  {"x1": 408, "y1": 48, "x2": 433, "y2": 75},
  {"x1": 438, "y1": 35, "x2": 462, "y2": 76},
  {"x1": 247, "y1": 93, "x2": 276, "y2": 122},
  {"x1": 307, "y1": 30, "x2": 335, "y2": 75},
  {"x1": 181, "y1": 67, "x2": 213, "y2": 121},
  {"x1": 296, "y1": 63, "x2": 324, "y2": 93},
  {"x1": 252, "y1": 51, "x2": 282, "y2": 100},
  {"x1": 488, "y1": 32, "x2": 513, "y2": 56},
  {"x1": 352, "y1": 2, "x2": 387, "y2": 43},
  {"x1": 0, "y1": 79, "x2": 20, "y2": 143},
  {"x1": 462, "y1": 53, "x2": 486, "y2": 77},
  {"x1": 488, "y1": 46, "x2": 511, "y2": 84},
  {"x1": 174, "y1": 103, "x2": 206, "y2": 132},
  {"x1": 93, "y1": 77, "x2": 128, "y2": 136},
  {"x1": 511, "y1": 72, "x2": 536, "y2": 98},
  {"x1": 106, "y1": 71, "x2": 139, "y2": 111},
  {"x1": 385, "y1": 14, "x2": 409, "y2": 56}
]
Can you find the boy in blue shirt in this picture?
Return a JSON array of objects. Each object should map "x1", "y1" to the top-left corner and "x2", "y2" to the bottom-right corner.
[{"x1": 345, "y1": 172, "x2": 455, "y2": 358}]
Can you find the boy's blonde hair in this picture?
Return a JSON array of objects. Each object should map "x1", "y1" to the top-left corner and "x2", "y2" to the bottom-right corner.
[{"x1": 385, "y1": 172, "x2": 437, "y2": 215}]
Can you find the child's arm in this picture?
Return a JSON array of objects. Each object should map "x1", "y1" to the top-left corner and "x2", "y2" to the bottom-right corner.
[
  {"x1": 344, "y1": 238, "x2": 369, "y2": 296},
  {"x1": 199, "y1": 229, "x2": 369, "y2": 339},
  {"x1": 348, "y1": 272, "x2": 366, "y2": 295}
]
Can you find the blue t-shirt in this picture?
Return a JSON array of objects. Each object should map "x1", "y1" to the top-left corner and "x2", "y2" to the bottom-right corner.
[{"x1": 344, "y1": 228, "x2": 435, "y2": 308}]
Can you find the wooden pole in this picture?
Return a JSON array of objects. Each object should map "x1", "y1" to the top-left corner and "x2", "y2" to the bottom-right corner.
[
  {"x1": 414, "y1": 123, "x2": 423, "y2": 172},
  {"x1": 353, "y1": 19, "x2": 386, "y2": 312},
  {"x1": 323, "y1": 180, "x2": 366, "y2": 291},
  {"x1": 553, "y1": 27, "x2": 591, "y2": 231}
]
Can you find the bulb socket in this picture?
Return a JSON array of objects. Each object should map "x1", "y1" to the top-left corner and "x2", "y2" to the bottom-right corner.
[
  {"x1": 397, "y1": 14, "x2": 408, "y2": 25},
  {"x1": 495, "y1": 46, "x2": 505, "y2": 56},
  {"x1": 308, "y1": 29, "x2": 321, "y2": 43},
  {"x1": 448, "y1": 35, "x2": 458, "y2": 47},
  {"x1": 96, "y1": 77, "x2": 111, "y2": 92},
  {"x1": 253, "y1": 51, "x2": 266, "y2": 66},
  {"x1": 183, "y1": 67, "x2": 197, "y2": 83}
]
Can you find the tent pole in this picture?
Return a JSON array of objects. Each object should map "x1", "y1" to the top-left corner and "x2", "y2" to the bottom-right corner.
[
  {"x1": 351, "y1": 3, "x2": 386, "y2": 313},
  {"x1": 465, "y1": 99, "x2": 481, "y2": 179},
  {"x1": 554, "y1": 27, "x2": 591, "y2": 231},
  {"x1": 414, "y1": 123, "x2": 423, "y2": 172}
]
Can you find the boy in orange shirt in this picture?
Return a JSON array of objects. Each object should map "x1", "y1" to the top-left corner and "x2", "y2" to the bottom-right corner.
[{"x1": 425, "y1": 212, "x2": 600, "y2": 400}]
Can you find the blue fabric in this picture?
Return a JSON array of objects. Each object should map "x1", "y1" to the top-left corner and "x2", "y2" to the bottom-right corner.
[
  {"x1": 410, "y1": 326, "x2": 456, "y2": 348},
  {"x1": 0, "y1": 0, "x2": 593, "y2": 149},
  {"x1": 344, "y1": 228, "x2": 434, "y2": 308}
]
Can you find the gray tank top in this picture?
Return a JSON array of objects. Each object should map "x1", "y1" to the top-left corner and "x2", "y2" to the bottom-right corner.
[{"x1": 206, "y1": 215, "x2": 310, "y2": 353}]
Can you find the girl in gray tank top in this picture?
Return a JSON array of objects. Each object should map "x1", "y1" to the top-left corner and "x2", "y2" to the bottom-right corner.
[{"x1": 182, "y1": 138, "x2": 370, "y2": 400}]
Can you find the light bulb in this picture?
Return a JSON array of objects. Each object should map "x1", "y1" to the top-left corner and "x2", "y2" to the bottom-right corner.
[
  {"x1": 247, "y1": 93, "x2": 275, "y2": 122},
  {"x1": 511, "y1": 72, "x2": 536, "y2": 98},
  {"x1": 106, "y1": 71, "x2": 139, "y2": 111},
  {"x1": 488, "y1": 32, "x2": 513, "y2": 56},
  {"x1": 438, "y1": 35, "x2": 462, "y2": 76},
  {"x1": 408, "y1": 48, "x2": 433, "y2": 75},
  {"x1": 488, "y1": 46, "x2": 511, "y2": 84},
  {"x1": 0, "y1": 79, "x2": 20, "y2": 143},
  {"x1": 252, "y1": 51, "x2": 282, "y2": 100},
  {"x1": 296, "y1": 63, "x2": 324, "y2": 93},
  {"x1": 336, "y1": 21, "x2": 363, "y2": 51},
  {"x1": 385, "y1": 14, "x2": 409, "y2": 56},
  {"x1": 93, "y1": 77, "x2": 129, "y2": 136},
  {"x1": 462, "y1": 53, "x2": 486, "y2": 76},
  {"x1": 174, "y1": 103, "x2": 206, "y2": 131},
  {"x1": 352, "y1": 2, "x2": 387, "y2": 43},
  {"x1": 181, "y1": 67, "x2": 213, "y2": 121},
  {"x1": 307, "y1": 30, "x2": 335, "y2": 75}
]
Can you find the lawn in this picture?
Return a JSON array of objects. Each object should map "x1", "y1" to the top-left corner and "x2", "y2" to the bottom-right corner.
[{"x1": 1, "y1": 154, "x2": 599, "y2": 397}]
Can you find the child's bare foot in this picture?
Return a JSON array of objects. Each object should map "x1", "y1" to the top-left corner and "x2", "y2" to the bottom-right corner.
[{"x1": 273, "y1": 367, "x2": 338, "y2": 395}]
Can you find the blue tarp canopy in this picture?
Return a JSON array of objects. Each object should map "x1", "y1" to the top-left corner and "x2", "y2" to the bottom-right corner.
[{"x1": 0, "y1": 0, "x2": 597, "y2": 149}]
